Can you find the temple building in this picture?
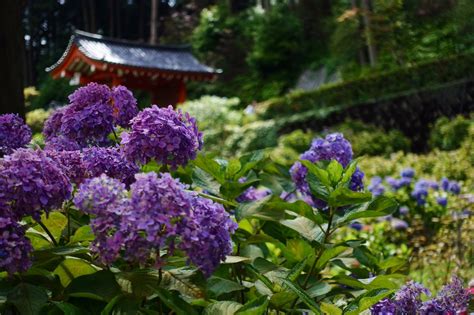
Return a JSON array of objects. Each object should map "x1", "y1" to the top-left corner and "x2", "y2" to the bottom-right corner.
[{"x1": 46, "y1": 30, "x2": 219, "y2": 106}]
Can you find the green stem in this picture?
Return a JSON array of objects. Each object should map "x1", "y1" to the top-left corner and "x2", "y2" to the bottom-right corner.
[
  {"x1": 290, "y1": 208, "x2": 334, "y2": 309},
  {"x1": 37, "y1": 220, "x2": 58, "y2": 247}
]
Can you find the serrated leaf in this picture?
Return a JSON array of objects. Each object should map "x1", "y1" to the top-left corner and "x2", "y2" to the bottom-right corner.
[
  {"x1": 54, "y1": 257, "x2": 98, "y2": 287},
  {"x1": 204, "y1": 301, "x2": 243, "y2": 315},
  {"x1": 236, "y1": 195, "x2": 285, "y2": 221},
  {"x1": 321, "y1": 302, "x2": 342, "y2": 315},
  {"x1": 280, "y1": 216, "x2": 323, "y2": 243},
  {"x1": 52, "y1": 301, "x2": 83, "y2": 314},
  {"x1": 192, "y1": 168, "x2": 221, "y2": 195},
  {"x1": 154, "y1": 288, "x2": 198, "y2": 315},
  {"x1": 328, "y1": 188, "x2": 372, "y2": 208},
  {"x1": 36, "y1": 212, "x2": 68, "y2": 243},
  {"x1": 7, "y1": 283, "x2": 48, "y2": 315},
  {"x1": 283, "y1": 239, "x2": 313, "y2": 264},
  {"x1": 327, "y1": 160, "x2": 343, "y2": 185},
  {"x1": 287, "y1": 256, "x2": 309, "y2": 282},
  {"x1": 224, "y1": 256, "x2": 251, "y2": 264},
  {"x1": 345, "y1": 289, "x2": 396, "y2": 315},
  {"x1": 316, "y1": 246, "x2": 348, "y2": 270},
  {"x1": 306, "y1": 282, "x2": 332, "y2": 298},
  {"x1": 236, "y1": 295, "x2": 269, "y2": 315},
  {"x1": 335, "y1": 196, "x2": 397, "y2": 227},
  {"x1": 193, "y1": 155, "x2": 225, "y2": 183},
  {"x1": 207, "y1": 277, "x2": 245, "y2": 297},
  {"x1": 280, "y1": 279, "x2": 321, "y2": 314},
  {"x1": 66, "y1": 270, "x2": 121, "y2": 302},
  {"x1": 69, "y1": 225, "x2": 94, "y2": 244}
]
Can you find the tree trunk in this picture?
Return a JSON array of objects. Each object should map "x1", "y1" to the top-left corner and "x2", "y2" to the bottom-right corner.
[
  {"x1": 108, "y1": 0, "x2": 115, "y2": 36},
  {"x1": 150, "y1": 0, "x2": 159, "y2": 44},
  {"x1": 361, "y1": 0, "x2": 377, "y2": 66},
  {"x1": 139, "y1": 0, "x2": 145, "y2": 41},
  {"x1": 88, "y1": 0, "x2": 96, "y2": 33},
  {"x1": 0, "y1": 0, "x2": 26, "y2": 117}
]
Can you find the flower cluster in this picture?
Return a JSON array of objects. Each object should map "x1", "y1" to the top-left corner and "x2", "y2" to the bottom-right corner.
[
  {"x1": 121, "y1": 105, "x2": 203, "y2": 168},
  {"x1": 74, "y1": 172, "x2": 236, "y2": 275},
  {"x1": 367, "y1": 169, "x2": 462, "y2": 208},
  {"x1": 236, "y1": 177, "x2": 271, "y2": 202},
  {"x1": 82, "y1": 147, "x2": 138, "y2": 186},
  {"x1": 290, "y1": 133, "x2": 364, "y2": 207},
  {"x1": 0, "y1": 149, "x2": 72, "y2": 221},
  {"x1": 0, "y1": 217, "x2": 32, "y2": 274},
  {"x1": 371, "y1": 276, "x2": 470, "y2": 315},
  {"x1": 43, "y1": 83, "x2": 138, "y2": 148},
  {"x1": 0, "y1": 114, "x2": 32, "y2": 156}
]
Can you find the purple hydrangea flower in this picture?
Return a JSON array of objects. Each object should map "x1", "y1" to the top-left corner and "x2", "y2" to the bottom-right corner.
[
  {"x1": 74, "y1": 175, "x2": 128, "y2": 264},
  {"x1": 394, "y1": 281, "x2": 430, "y2": 314},
  {"x1": 399, "y1": 206, "x2": 409, "y2": 216},
  {"x1": 121, "y1": 105, "x2": 203, "y2": 168},
  {"x1": 350, "y1": 168, "x2": 365, "y2": 191},
  {"x1": 349, "y1": 221, "x2": 363, "y2": 231},
  {"x1": 237, "y1": 186, "x2": 271, "y2": 202},
  {"x1": 371, "y1": 298, "x2": 398, "y2": 315},
  {"x1": 60, "y1": 102, "x2": 114, "y2": 147},
  {"x1": 290, "y1": 133, "x2": 363, "y2": 207},
  {"x1": 386, "y1": 176, "x2": 411, "y2": 191},
  {"x1": 82, "y1": 147, "x2": 138, "y2": 186},
  {"x1": 440, "y1": 177, "x2": 450, "y2": 192},
  {"x1": 411, "y1": 179, "x2": 438, "y2": 205},
  {"x1": 419, "y1": 299, "x2": 444, "y2": 315},
  {"x1": 368, "y1": 176, "x2": 386, "y2": 196},
  {"x1": 44, "y1": 136, "x2": 81, "y2": 152},
  {"x1": 0, "y1": 114, "x2": 32, "y2": 156},
  {"x1": 432, "y1": 276, "x2": 470, "y2": 313},
  {"x1": 68, "y1": 82, "x2": 112, "y2": 109},
  {"x1": 391, "y1": 218, "x2": 409, "y2": 230},
  {"x1": 447, "y1": 182, "x2": 461, "y2": 195},
  {"x1": 436, "y1": 196, "x2": 448, "y2": 207},
  {"x1": 0, "y1": 149, "x2": 71, "y2": 220},
  {"x1": 43, "y1": 107, "x2": 66, "y2": 140},
  {"x1": 179, "y1": 196, "x2": 237, "y2": 276},
  {"x1": 45, "y1": 149, "x2": 87, "y2": 185},
  {"x1": 0, "y1": 217, "x2": 32, "y2": 275},
  {"x1": 400, "y1": 168, "x2": 415, "y2": 178},
  {"x1": 111, "y1": 86, "x2": 139, "y2": 127}
]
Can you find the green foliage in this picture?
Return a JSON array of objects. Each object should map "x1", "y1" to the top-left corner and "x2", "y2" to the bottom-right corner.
[
  {"x1": 31, "y1": 77, "x2": 75, "y2": 110},
  {"x1": 224, "y1": 120, "x2": 279, "y2": 156},
  {"x1": 26, "y1": 108, "x2": 52, "y2": 133},
  {"x1": 429, "y1": 115, "x2": 473, "y2": 151},
  {"x1": 258, "y1": 53, "x2": 474, "y2": 119},
  {"x1": 334, "y1": 120, "x2": 411, "y2": 156}
]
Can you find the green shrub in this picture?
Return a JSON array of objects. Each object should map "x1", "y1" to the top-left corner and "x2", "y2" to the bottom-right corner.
[
  {"x1": 257, "y1": 53, "x2": 474, "y2": 119},
  {"x1": 429, "y1": 115, "x2": 473, "y2": 151},
  {"x1": 26, "y1": 108, "x2": 52, "y2": 133},
  {"x1": 224, "y1": 120, "x2": 279, "y2": 155},
  {"x1": 31, "y1": 77, "x2": 75, "y2": 109},
  {"x1": 334, "y1": 121, "x2": 411, "y2": 156}
]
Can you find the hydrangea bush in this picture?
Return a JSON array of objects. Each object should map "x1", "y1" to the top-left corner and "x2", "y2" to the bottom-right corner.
[{"x1": 0, "y1": 84, "x2": 471, "y2": 314}]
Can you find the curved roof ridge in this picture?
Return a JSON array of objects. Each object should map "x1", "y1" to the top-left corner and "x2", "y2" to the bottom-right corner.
[{"x1": 73, "y1": 29, "x2": 192, "y2": 51}]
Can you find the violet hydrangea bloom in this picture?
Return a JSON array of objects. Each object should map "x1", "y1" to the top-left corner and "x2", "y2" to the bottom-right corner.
[
  {"x1": 74, "y1": 175, "x2": 128, "y2": 264},
  {"x1": 111, "y1": 85, "x2": 139, "y2": 127},
  {"x1": 82, "y1": 147, "x2": 138, "y2": 186},
  {"x1": 429, "y1": 276, "x2": 470, "y2": 313},
  {"x1": 368, "y1": 176, "x2": 386, "y2": 196},
  {"x1": 68, "y1": 82, "x2": 112, "y2": 109},
  {"x1": 236, "y1": 177, "x2": 271, "y2": 202},
  {"x1": 0, "y1": 114, "x2": 32, "y2": 156},
  {"x1": 45, "y1": 150, "x2": 87, "y2": 185},
  {"x1": 121, "y1": 105, "x2": 203, "y2": 168},
  {"x1": 371, "y1": 298, "x2": 398, "y2": 315},
  {"x1": 179, "y1": 196, "x2": 237, "y2": 276},
  {"x1": 290, "y1": 133, "x2": 364, "y2": 207},
  {"x1": 436, "y1": 196, "x2": 448, "y2": 207},
  {"x1": 44, "y1": 136, "x2": 81, "y2": 152},
  {"x1": 394, "y1": 281, "x2": 431, "y2": 314},
  {"x1": 0, "y1": 217, "x2": 33, "y2": 275},
  {"x1": 43, "y1": 107, "x2": 66, "y2": 140},
  {"x1": 60, "y1": 101, "x2": 114, "y2": 147},
  {"x1": 0, "y1": 149, "x2": 72, "y2": 220},
  {"x1": 400, "y1": 168, "x2": 415, "y2": 178}
]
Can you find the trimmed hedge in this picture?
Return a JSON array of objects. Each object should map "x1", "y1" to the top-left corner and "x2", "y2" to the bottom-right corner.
[{"x1": 257, "y1": 53, "x2": 474, "y2": 119}]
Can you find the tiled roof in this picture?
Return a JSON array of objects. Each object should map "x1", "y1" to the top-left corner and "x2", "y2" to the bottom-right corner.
[{"x1": 47, "y1": 30, "x2": 218, "y2": 74}]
